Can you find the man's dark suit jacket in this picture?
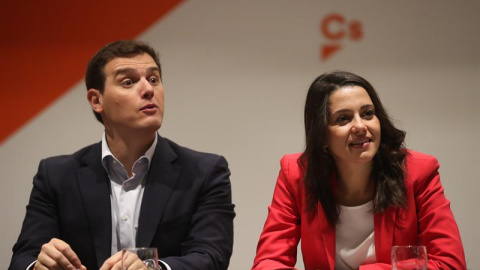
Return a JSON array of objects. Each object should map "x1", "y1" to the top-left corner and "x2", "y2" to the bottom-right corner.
[{"x1": 9, "y1": 135, "x2": 235, "y2": 270}]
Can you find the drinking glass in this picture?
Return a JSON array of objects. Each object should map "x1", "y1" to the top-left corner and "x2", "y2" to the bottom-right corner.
[
  {"x1": 122, "y1": 247, "x2": 159, "y2": 270},
  {"x1": 391, "y1": 245, "x2": 427, "y2": 270}
]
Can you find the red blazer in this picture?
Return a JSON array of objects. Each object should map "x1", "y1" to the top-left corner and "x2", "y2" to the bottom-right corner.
[{"x1": 252, "y1": 150, "x2": 466, "y2": 270}]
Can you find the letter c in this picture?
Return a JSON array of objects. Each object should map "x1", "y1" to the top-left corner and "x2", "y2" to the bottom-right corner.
[{"x1": 321, "y1": 13, "x2": 345, "y2": 40}]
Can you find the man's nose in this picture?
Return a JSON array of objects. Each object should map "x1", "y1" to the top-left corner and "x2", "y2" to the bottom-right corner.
[{"x1": 139, "y1": 78, "x2": 154, "y2": 99}]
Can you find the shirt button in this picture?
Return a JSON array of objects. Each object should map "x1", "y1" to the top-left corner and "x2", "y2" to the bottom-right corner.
[{"x1": 123, "y1": 215, "x2": 129, "y2": 221}]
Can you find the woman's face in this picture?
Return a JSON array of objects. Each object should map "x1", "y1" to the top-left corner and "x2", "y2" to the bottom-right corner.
[{"x1": 326, "y1": 86, "x2": 381, "y2": 166}]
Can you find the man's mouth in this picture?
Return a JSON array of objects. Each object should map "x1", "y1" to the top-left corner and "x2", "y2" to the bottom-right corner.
[{"x1": 140, "y1": 104, "x2": 157, "y2": 111}]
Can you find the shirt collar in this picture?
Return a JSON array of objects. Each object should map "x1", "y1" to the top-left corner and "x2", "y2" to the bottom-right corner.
[{"x1": 101, "y1": 132, "x2": 158, "y2": 170}]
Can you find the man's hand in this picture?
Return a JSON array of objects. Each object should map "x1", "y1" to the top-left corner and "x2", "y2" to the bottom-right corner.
[
  {"x1": 34, "y1": 238, "x2": 85, "y2": 270},
  {"x1": 100, "y1": 250, "x2": 148, "y2": 270}
]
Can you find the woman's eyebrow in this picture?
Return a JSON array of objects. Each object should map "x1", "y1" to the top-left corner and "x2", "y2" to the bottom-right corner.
[{"x1": 331, "y1": 104, "x2": 374, "y2": 115}]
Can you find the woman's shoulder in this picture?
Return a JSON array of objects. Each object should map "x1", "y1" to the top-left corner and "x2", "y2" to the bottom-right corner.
[
  {"x1": 280, "y1": 153, "x2": 302, "y2": 163},
  {"x1": 278, "y1": 153, "x2": 304, "y2": 181},
  {"x1": 405, "y1": 149, "x2": 439, "y2": 167},
  {"x1": 404, "y1": 149, "x2": 440, "y2": 180},
  {"x1": 279, "y1": 153, "x2": 303, "y2": 170},
  {"x1": 406, "y1": 149, "x2": 435, "y2": 160}
]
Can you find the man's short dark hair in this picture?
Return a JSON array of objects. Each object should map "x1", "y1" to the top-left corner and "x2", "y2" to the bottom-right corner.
[{"x1": 85, "y1": 40, "x2": 162, "y2": 123}]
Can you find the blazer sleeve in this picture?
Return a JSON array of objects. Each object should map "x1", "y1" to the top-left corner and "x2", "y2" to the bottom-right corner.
[
  {"x1": 252, "y1": 155, "x2": 301, "y2": 270},
  {"x1": 413, "y1": 155, "x2": 466, "y2": 269},
  {"x1": 161, "y1": 155, "x2": 235, "y2": 270},
  {"x1": 9, "y1": 159, "x2": 61, "y2": 270}
]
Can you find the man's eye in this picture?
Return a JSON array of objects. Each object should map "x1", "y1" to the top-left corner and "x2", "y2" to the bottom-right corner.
[
  {"x1": 149, "y1": 76, "x2": 159, "y2": 84},
  {"x1": 122, "y1": 79, "x2": 133, "y2": 87}
]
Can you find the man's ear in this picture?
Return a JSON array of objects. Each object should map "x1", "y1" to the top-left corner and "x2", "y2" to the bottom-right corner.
[{"x1": 87, "y1": 88, "x2": 103, "y2": 113}]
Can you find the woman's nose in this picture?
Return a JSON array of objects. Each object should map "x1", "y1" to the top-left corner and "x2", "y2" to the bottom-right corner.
[{"x1": 351, "y1": 117, "x2": 367, "y2": 134}]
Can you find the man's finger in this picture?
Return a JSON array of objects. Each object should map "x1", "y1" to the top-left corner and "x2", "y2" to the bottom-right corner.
[
  {"x1": 110, "y1": 259, "x2": 123, "y2": 270},
  {"x1": 123, "y1": 252, "x2": 146, "y2": 270},
  {"x1": 38, "y1": 242, "x2": 75, "y2": 270},
  {"x1": 100, "y1": 250, "x2": 122, "y2": 270},
  {"x1": 52, "y1": 239, "x2": 83, "y2": 269}
]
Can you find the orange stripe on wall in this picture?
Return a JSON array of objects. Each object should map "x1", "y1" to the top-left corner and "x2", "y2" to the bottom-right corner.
[{"x1": 0, "y1": 0, "x2": 186, "y2": 145}]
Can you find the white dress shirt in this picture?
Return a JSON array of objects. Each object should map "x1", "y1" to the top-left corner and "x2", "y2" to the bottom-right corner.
[
  {"x1": 101, "y1": 134, "x2": 171, "y2": 270},
  {"x1": 101, "y1": 133, "x2": 157, "y2": 253}
]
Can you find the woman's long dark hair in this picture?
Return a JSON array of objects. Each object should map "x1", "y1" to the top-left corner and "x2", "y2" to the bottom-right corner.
[{"x1": 299, "y1": 71, "x2": 407, "y2": 226}]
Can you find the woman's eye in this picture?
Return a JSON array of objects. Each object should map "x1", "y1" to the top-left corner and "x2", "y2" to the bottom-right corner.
[
  {"x1": 363, "y1": 109, "x2": 375, "y2": 118},
  {"x1": 335, "y1": 115, "x2": 350, "y2": 123}
]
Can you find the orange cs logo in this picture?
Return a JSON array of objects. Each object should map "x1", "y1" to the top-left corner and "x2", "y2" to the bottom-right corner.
[{"x1": 320, "y1": 13, "x2": 363, "y2": 60}]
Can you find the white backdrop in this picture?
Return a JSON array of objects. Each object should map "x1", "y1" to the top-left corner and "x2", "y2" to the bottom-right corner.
[{"x1": 1, "y1": 1, "x2": 479, "y2": 269}]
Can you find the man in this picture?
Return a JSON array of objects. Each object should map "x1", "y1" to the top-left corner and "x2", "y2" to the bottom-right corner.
[{"x1": 9, "y1": 40, "x2": 235, "y2": 270}]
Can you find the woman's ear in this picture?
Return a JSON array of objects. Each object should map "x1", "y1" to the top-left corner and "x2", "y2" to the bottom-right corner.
[{"x1": 87, "y1": 89, "x2": 103, "y2": 113}]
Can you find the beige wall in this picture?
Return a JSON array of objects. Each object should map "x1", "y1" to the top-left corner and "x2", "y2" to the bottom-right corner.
[{"x1": 1, "y1": 1, "x2": 479, "y2": 269}]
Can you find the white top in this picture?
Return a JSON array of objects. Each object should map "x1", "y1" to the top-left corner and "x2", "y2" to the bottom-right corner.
[{"x1": 335, "y1": 200, "x2": 376, "y2": 270}]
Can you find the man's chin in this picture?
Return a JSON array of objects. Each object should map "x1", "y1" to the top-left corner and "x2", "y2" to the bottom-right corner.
[
  {"x1": 141, "y1": 118, "x2": 162, "y2": 131},
  {"x1": 144, "y1": 123, "x2": 162, "y2": 133}
]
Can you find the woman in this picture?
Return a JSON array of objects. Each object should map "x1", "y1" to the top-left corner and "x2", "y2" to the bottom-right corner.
[{"x1": 252, "y1": 71, "x2": 466, "y2": 270}]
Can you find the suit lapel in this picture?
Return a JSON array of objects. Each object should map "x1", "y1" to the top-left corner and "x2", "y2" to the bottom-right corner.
[
  {"x1": 76, "y1": 142, "x2": 112, "y2": 268},
  {"x1": 137, "y1": 136, "x2": 181, "y2": 247}
]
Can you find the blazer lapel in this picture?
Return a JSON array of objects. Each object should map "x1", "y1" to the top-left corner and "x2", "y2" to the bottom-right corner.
[
  {"x1": 306, "y1": 202, "x2": 335, "y2": 270},
  {"x1": 137, "y1": 136, "x2": 181, "y2": 247},
  {"x1": 315, "y1": 204, "x2": 335, "y2": 270},
  {"x1": 77, "y1": 143, "x2": 112, "y2": 268},
  {"x1": 321, "y1": 225, "x2": 336, "y2": 270},
  {"x1": 324, "y1": 174, "x2": 337, "y2": 270},
  {"x1": 374, "y1": 206, "x2": 398, "y2": 263}
]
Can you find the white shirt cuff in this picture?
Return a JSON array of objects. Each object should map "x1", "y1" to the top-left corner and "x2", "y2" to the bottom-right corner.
[
  {"x1": 159, "y1": 259, "x2": 172, "y2": 270},
  {"x1": 26, "y1": 260, "x2": 36, "y2": 270}
]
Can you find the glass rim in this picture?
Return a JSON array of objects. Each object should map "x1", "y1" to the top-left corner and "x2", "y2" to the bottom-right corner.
[
  {"x1": 392, "y1": 245, "x2": 426, "y2": 249},
  {"x1": 122, "y1": 247, "x2": 157, "y2": 251}
]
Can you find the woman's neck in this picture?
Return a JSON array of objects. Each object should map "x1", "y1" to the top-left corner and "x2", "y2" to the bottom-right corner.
[{"x1": 334, "y1": 160, "x2": 375, "y2": 206}]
